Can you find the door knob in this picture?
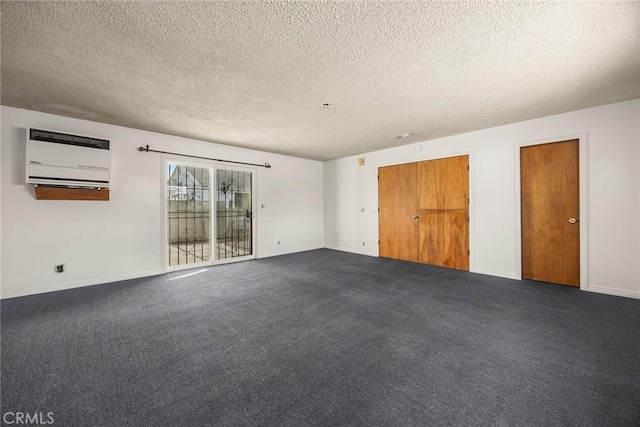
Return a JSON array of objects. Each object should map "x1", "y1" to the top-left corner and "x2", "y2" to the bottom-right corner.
[
  {"x1": 569, "y1": 218, "x2": 577, "y2": 224},
  {"x1": 412, "y1": 215, "x2": 419, "y2": 220}
]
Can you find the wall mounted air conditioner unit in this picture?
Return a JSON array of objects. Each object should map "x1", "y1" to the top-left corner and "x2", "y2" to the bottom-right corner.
[{"x1": 26, "y1": 128, "x2": 110, "y2": 188}]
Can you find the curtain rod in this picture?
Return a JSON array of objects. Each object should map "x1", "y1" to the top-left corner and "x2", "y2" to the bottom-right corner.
[{"x1": 137, "y1": 145, "x2": 272, "y2": 169}]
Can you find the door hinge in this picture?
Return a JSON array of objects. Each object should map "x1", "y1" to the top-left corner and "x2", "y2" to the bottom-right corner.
[
  {"x1": 378, "y1": 240, "x2": 380, "y2": 245},
  {"x1": 468, "y1": 250, "x2": 470, "y2": 255}
]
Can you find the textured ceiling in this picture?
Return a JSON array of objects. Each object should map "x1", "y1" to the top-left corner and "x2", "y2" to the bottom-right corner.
[{"x1": 2, "y1": 1, "x2": 639, "y2": 161}]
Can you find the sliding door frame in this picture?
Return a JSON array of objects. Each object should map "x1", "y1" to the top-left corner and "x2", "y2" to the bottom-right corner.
[
  {"x1": 212, "y1": 164, "x2": 258, "y2": 265},
  {"x1": 162, "y1": 156, "x2": 257, "y2": 273}
]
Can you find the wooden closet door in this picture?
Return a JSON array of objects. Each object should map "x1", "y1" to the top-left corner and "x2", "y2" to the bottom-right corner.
[
  {"x1": 521, "y1": 140, "x2": 579, "y2": 287},
  {"x1": 418, "y1": 155, "x2": 469, "y2": 270},
  {"x1": 378, "y1": 163, "x2": 419, "y2": 262}
]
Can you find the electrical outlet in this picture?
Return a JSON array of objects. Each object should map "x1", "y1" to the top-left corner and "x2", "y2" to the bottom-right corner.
[{"x1": 55, "y1": 264, "x2": 64, "y2": 273}]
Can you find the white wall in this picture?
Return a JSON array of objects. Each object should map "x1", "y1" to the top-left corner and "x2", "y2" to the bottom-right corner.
[
  {"x1": 1, "y1": 106, "x2": 324, "y2": 298},
  {"x1": 0, "y1": 108, "x2": 3, "y2": 293},
  {"x1": 3, "y1": 101, "x2": 639, "y2": 299},
  {"x1": 324, "y1": 99, "x2": 640, "y2": 299}
]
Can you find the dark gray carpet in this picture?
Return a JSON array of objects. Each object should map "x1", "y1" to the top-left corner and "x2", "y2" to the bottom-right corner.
[{"x1": 2, "y1": 249, "x2": 639, "y2": 426}]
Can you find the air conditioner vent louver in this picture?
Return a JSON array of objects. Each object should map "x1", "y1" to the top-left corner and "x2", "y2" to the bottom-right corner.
[{"x1": 30, "y1": 128, "x2": 109, "y2": 150}]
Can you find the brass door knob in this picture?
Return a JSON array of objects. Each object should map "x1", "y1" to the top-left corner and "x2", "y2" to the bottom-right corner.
[
  {"x1": 412, "y1": 215, "x2": 419, "y2": 220},
  {"x1": 569, "y1": 218, "x2": 577, "y2": 224}
]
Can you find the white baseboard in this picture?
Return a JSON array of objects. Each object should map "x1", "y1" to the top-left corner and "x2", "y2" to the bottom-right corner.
[
  {"x1": 4, "y1": 262, "x2": 637, "y2": 302},
  {"x1": 2, "y1": 246, "x2": 324, "y2": 299},
  {"x1": 257, "y1": 245, "x2": 324, "y2": 259},
  {"x1": 0, "y1": 269, "x2": 164, "y2": 300},
  {"x1": 325, "y1": 247, "x2": 524, "y2": 279},
  {"x1": 318, "y1": 250, "x2": 640, "y2": 300},
  {"x1": 587, "y1": 285, "x2": 640, "y2": 299},
  {"x1": 469, "y1": 269, "x2": 519, "y2": 280},
  {"x1": 323, "y1": 245, "x2": 377, "y2": 257}
]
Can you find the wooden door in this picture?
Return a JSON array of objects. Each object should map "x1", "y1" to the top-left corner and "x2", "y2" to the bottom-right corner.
[
  {"x1": 378, "y1": 163, "x2": 419, "y2": 262},
  {"x1": 521, "y1": 140, "x2": 579, "y2": 287},
  {"x1": 418, "y1": 155, "x2": 469, "y2": 270}
]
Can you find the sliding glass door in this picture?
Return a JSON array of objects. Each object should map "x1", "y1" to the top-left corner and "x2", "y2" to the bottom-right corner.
[
  {"x1": 215, "y1": 168, "x2": 253, "y2": 260},
  {"x1": 166, "y1": 162, "x2": 255, "y2": 270},
  {"x1": 167, "y1": 164, "x2": 211, "y2": 267}
]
